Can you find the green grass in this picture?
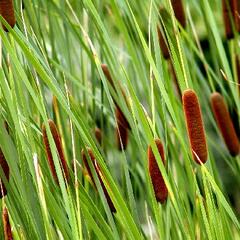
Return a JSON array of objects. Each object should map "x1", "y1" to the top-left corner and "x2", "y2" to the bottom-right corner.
[{"x1": 0, "y1": 0, "x2": 239, "y2": 239}]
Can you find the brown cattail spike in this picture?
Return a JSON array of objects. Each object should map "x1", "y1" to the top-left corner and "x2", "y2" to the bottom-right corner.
[
  {"x1": 2, "y1": 207, "x2": 13, "y2": 240},
  {"x1": 222, "y1": 0, "x2": 240, "y2": 39},
  {"x1": 157, "y1": 25, "x2": 170, "y2": 59},
  {"x1": 210, "y1": 92, "x2": 240, "y2": 156},
  {"x1": 81, "y1": 148, "x2": 116, "y2": 212},
  {"x1": 0, "y1": 122, "x2": 10, "y2": 198},
  {"x1": 115, "y1": 106, "x2": 129, "y2": 150},
  {"x1": 148, "y1": 139, "x2": 168, "y2": 203},
  {"x1": 95, "y1": 127, "x2": 102, "y2": 145},
  {"x1": 171, "y1": 0, "x2": 186, "y2": 28},
  {"x1": 42, "y1": 119, "x2": 70, "y2": 184},
  {"x1": 0, "y1": 0, "x2": 16, "y2": 31},
  {"x1": 182, "y1": 89, "x2": 208, "y2": 164}
]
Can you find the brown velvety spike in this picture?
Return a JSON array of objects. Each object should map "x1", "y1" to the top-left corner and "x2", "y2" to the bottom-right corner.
[
  {"x1": 101, "y1": 64, "x2": 131, "y2": 131},
  {"x1": 0, "y1": 0, "x2": 16, "y2": 31},
  {"x1": 157, "y1": 26, "x2": 170, "y2": 59},
  {"x1": 81, "y1": 148, "x2": 116, "y2": 213},
  {"x1": 210, "y1": 92, "x2": 240, "y2": 156},
  {"x1": 42, "y1": 119, "x2": 70, "y2": 184},
  {"x1": 0, "y1": 149, "x2": 9, "y2": 198},
  {"x1": 148, "y1": 139, "x2": 168, "y2": 204},
  {"x1": 115, "y1": 107, "x2": 129, "y2": 150},
  {"x1": 171, "y1": 0, "x2": 186, "y2": 28},
  {"x1": 95, "y1": 127, "x2": 102, "y2": 144},
  {"x1": 2, "y1": 207, "x2": 13, "y2": 240},
  {"x1": 101, "y1": 64, "x2": 115, "y2": 90},
  {"x1": 182, "y1": 89, "x2": 208, "y2": 164},
  {"x1": 0, "y1": 122, "x2": 10, "y2": 199},
  {"x1": 222, "y1": 0, "x2": 240, "y2": 39}
]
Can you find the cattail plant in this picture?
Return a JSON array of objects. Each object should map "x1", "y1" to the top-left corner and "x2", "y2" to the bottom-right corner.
[
  {"x1": 101, "y1": 64, "x2": 130, "y2": 150},
  {"x1": 95, "y1": 127, "x2": 102, "y2": 145},
  {"x1": 182, "y1": 89, "x2": 208, "y2": 164},
  {"x1": 2, "y1": 207, "x2": 13, "y2": 240},
  {"x1": 222, "y1": 0, "x2": 240, "y2": 39},
  {"x1": 171, "y1": 0, "x2": 186, "y2": 28},
  {"x1": 81, "y1": 148, "x2": 116, "y2": 212},
  {"x1": 115, "y1": 107, "x2": 129, "y2": 150},
  {"x1": 236, "y1": 55, "x2": 240, "y2": 93},
  {"x1": 148, "y1": 139, "x2": 168, "y2": 204},
  {"x1": 0, "y1": 0, "x2": 16, "y2": 31},
  {"x1": 210, "y1": 92, "x2": 240, "y2": 156},
  {"x1": 157, "y1": 25, "x2": 170, "y2": 59},
  {"x1": 0, "y1": 122, "x2": 10, "y2": 199},
  {"x1": 42, "y1": 119, "x2": 70, "y2": 184}
]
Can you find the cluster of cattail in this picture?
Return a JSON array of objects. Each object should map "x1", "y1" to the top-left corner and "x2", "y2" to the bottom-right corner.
[
  {"x1": 0, "y1": 122, "x2": 10, "y2": 199},
  {"x1": 42, "y1": 119, "x2": 70, "y2": 184},
  {"x1": 148, "y1": 139, "x2": 168, "y2": 203},
  {"x1": 222, "y1": 0, "x2": 240, "y2": 39},
  {"x1": 101, "y1": 64, "x2": 130, "y2": 150},
  {"x1": 0, "y1": 0, "x2": 16, "y2": 31},
  {"x1": 182, "y1": 89, "x2": 208, "y2": 164},
  {"x1": 2, "y1": 207, "x2": 13, "y2": 240},
  {"x1": 81, "y1": 148, "x2": 116, "y2": 212},
  {"x1": 210, "y1": 92, "x2": 239, "y2": 156}
]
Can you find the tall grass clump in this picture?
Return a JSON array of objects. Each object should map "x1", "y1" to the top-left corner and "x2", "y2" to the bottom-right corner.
[{"x1": 0, "y1": 0, "x2": 239, "y2": 239}]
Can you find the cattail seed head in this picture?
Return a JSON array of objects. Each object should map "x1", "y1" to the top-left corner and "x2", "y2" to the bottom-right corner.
[
  {"x1": 115, "y1": 107, "x2": 129, "y2": 150},
  {"x1": 157, "y1": 25, "x2": 170, "y2": 59},
  {"x1": 95, "y1": 127, "x2": 102, "y2": 145},
  {"x1": 222, "y1": 0, "x2": 240, "y2": 39},
  {"x1": 182, "y1": 89, "x2": 208, "y2": 164},
  {"x1": 148, "y1": 139, "x2": 168, "y2": 204},
  {"x1": 81, "y1": 148, "x2": 116, "y2": 212},
  {"x1": 171, "y1": 0, "x2": 186, "y2": 28},
  {"x1": 210, "y1": 92, "x2": 240, "y2": 156},
  {"x1": 0, "y1": 122, "x2": 10, "y2": 199},
  {"x1": 42, "y1": 119, "x2": 70, "y2": 184},
  {"x1": 0, "y1": 0, "x2": 16, "y2": 31},
  {"x1": 2, "y1": 207, "x2": 13, "y2": 240}
]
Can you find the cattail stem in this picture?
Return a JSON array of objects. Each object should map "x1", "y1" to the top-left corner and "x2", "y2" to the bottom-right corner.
[
  {"x1": 210, "y1": 92, "x2": 239, "y2": 156},
  {"x1": 0, "y1": 0, "x2": 16, "y2": 31},
  {"x1": 81, "y1": 148, "x2": 116, "y2": 212},
  {"x1": 42, "y1": 119, "x2": 70, "y2": 184},
  {"x1": 2, "y1": 207, "x2": 13, "y2": 240},
  {"x1": 182, "y1": 89, "x2": 208, "y2": 164},
  {"x1": 171, "y1": 0, "x2": 186, "y2": 28},
  {"x1": 148, "y1": 139, "x2": 168, "y2": 204}
]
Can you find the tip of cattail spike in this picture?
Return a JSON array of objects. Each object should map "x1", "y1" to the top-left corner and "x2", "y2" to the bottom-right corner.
[
  {"x1": 2, "y1": 207, "x2": 13, "y2": 240},
  {"x1": 94, "y1": 127, "x2": 102, "y2": 145},
  {"x1": 182, "y1": 89, "x2": 208, "y2": 164},
  {"x1": 157, "y1": 25, "x2": 170, "y2": 59},
  {"x1": 148, "y1": 139, "x2": 168, "y2": 204},
  {"x1": 115, "y1": 107, "x2": 129, "y2": 150},
  {"x1": 42, "y1": 119, "x2": 70, "y2": 184},
  {"x1": 171, "y1": 0, "x2": 186, "y2": 28},
  {"x1": 222, "y1": 0, "x2": 240, "y2": 39},
  {"x1": 101, "y1": 64, "x2": 115, "y2": 89},
  {"x1": 0, "y1": 0, "x2": 16, "y2": 32},
  {"x1": 210, "y1": 92, "x2": 240, "y2": 156},
  {"x1": 81, "y1": 148, "x2": 116, "y2": 213}
]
